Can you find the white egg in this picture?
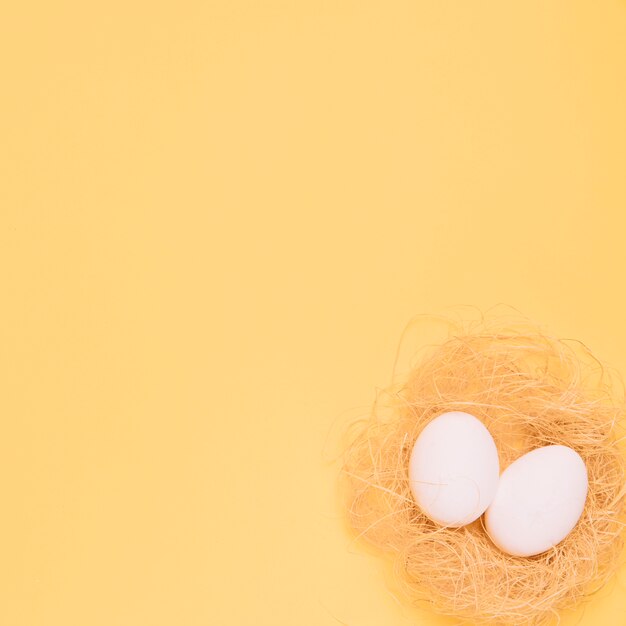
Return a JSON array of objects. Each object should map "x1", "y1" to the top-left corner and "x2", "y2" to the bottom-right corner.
[
  {"x1": 409, "y1": 411, "x2": 500, "y2": 527},
  {"x1": 484, "y1": 445, "x2": 588, "y2": 557}
]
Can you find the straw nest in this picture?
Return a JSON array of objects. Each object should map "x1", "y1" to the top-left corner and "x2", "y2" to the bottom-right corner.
[{"x1": 341, "y1": 315, "x2": 626, "y2": 625}]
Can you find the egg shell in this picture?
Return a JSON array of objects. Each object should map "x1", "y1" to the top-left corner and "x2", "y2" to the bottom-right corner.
[
  {"x1": 485, "y1": 445, "x2": 588, "y2": 557},
  {"x1": 409, "y1": 411, "x2": 500, "y2": 527}
]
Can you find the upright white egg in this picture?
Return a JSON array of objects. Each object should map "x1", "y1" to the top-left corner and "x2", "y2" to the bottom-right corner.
[
  {"x1": 409, "y1": 411, "x2": 500, "y2": 527},
  {"x1": 485, "y1": 445, "x2": 588, "y2": 557}
]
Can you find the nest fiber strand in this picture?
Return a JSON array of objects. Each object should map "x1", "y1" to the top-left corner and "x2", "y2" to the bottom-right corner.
[{"x1": 342, "y1": 317, "x2": 626, "y2": 625}]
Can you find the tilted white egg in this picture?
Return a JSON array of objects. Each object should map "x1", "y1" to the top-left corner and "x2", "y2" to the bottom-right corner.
[
  {"x1": 484, "y1": 445, "x2": 588, "y2": 557},
  {"x1": 409, "y1": 411, "x2": 500, "y2": 527}
]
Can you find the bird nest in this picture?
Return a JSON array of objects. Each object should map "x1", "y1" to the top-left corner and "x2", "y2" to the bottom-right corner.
[{"x1": 341, "y1": 315, "x2": 626, "y2": 624}]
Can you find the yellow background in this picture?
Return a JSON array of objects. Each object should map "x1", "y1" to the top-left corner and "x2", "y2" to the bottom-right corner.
[{"x1": 2, "y1": 1, "x2": 626, "y2": 624}]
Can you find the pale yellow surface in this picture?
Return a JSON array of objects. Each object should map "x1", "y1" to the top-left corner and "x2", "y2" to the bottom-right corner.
[{"x1": 1, "y1": 1, "x2": 626, "y2": 625}]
